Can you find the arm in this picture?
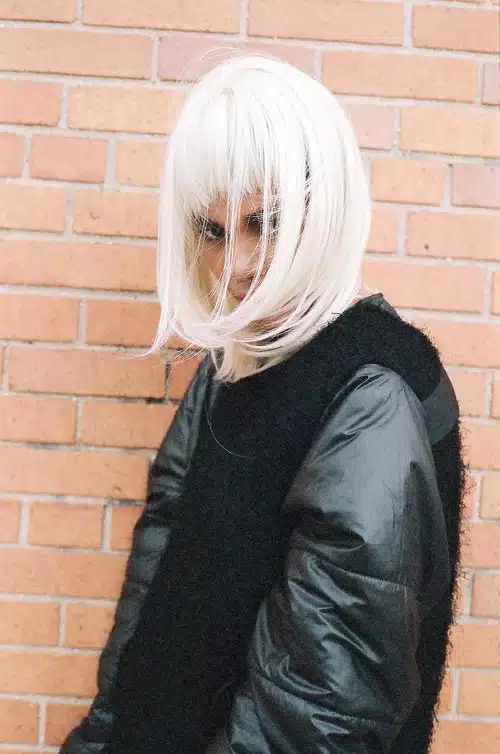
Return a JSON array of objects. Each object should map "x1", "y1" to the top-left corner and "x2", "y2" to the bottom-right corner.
[
  {"x1": 206, "y1": 364, "x2": 451, "y2": 754},
  {"x1": 60, "y1": 354, "x2": 214, "y2": 754}
]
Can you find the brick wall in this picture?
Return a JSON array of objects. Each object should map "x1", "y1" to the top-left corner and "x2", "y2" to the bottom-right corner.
[{"x1": 0, "y1": 0, "x2": 499, "y2": 750}]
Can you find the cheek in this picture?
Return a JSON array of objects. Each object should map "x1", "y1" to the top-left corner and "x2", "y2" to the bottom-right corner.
[{"x1": 203, "y1": 245, "x2": 225, "y2": 280}]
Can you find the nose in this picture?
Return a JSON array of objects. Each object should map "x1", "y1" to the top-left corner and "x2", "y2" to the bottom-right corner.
[{"x1": 230, "y1": 233, "x2": 260, "y2": 284}]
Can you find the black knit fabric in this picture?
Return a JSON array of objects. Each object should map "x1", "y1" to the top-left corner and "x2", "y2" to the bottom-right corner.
[{"x1": 109, "y1": 294, "x2": 467, "y2": 754}]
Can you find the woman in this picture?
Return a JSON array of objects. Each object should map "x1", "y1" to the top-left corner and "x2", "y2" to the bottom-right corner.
[{"x1": 61, "y1": 56, "x2": 467, "y2": 754}]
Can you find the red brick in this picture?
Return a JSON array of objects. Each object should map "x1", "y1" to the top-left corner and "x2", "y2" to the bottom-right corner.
[
  {"x1": 65, "y1": 603, "x2": 114, "y2": 649},
  {"x1": 159, "y1": 35, "x2": 315, "y2": 82},
  {"x1": 28, "y1": 502, "x2": 104, "y2": 548},
  {"x1": 0, "y1": 79, "x2": 61, "y2": 126},
  {"x1": 401, "y1": 107, "x2": 500, "y2": 158},
  {"x1": 447, "y1": 623, "x2": 499, "y2": 668},
  {"x1": 0, "y1": 600, "x2": 59, "y2": 645},
  {"x1": 0, "y1": 649, "x2": 98, "y2": 696},
  {"x1": 31, "y1": 135, "x2": 107, "y2": 183},
  {"x1": 68, "y1": 85, "x2": 185, "y2": 135},
  {"x1": 83, "y1": 0, "x2": 239, "y2": 32},
  {"x1": 345, "y1": 105, "x2": 395, "y2": 151},
  {"x1": 110, "y1": 504, "x2": 143, "y2": 550},
  {"x1": 74, "y1": 190, "x2": 158, "y2": 239},
  {"x1": 324, "y1": 50, "x2": 474, "y2": 103},
  {"x1": 0, "y1": 446, "x2": 148, "y2": 499},
  {"x1": 481, "y1": 473, "x2": 500, "y2": 520},
  {"x1": 371, "y1": 158, "x2": 446, "y2": 205},
  {"x1": 0, "y1": 294, "x2": 78, "y2": 342},
  {"x1": 86, "y1": 299, "x2": 160, "y2": 347},
  {"x1": 116, "y1": 140, "x2": 164, "y2": 187},
  {"x1": 0, "y1": 0, "x2": 76, "y2": 21},
  {"x1": 0, "y1": 184, "x2": 66, "y2": 232},
  {"x1": 0, "y1": 28, "x2": 151, "y2": 78},
  {"x1": 45, "y1": 703, "x2": 91, "y2": 747},
  {"x1": 483, "y1": 62, "x2": 500, "y2": 106},
  {"x1": 493, "y1": 373, "x2": 500, "y2": 413},
  {"x1": 471, "y1": 573, "x2": 500, "y2": 618},
  {"x1": 0, "y1": 499, "x2": 20, "y2": 543},
  {"x1": 461, "y1": 522, "x2": 500, "y2": 569},
  {"x1": 447, "y1": 369, "x2": 487, "y2": 417},
  {"x1": 430, "y1": 721, "x2": 500, "y2": 754},
  {"x1": 0, "y1": 240, "x2": 155, "y2": 292},
  {"x1": 363, "y1": 259, "x2": 485, "y2": 313},
  {"x1": 81, "y1": 401, "x2": 175, "y2": 448},
  {"x1": 458, "y1": 671, "x2": 500, "y2": 716},
  {"x1": 452, "y1": 163, "x2": 500, "y2": 210},
  {"x1": 366, "y1": 209, "x2": 398, "y2": 254},
  {"x1": 407, "y1": 212, "x2": 500, "y2": 262},
  {"x1": 0, "y1": 549, "x2": 127, "y2": 599},
  {"x1": 435, "y1": 670, "x2": 453, "y2": 715},
  {"x1": 168, "y1": 354, "x2": 202, "y2": 399},
  {"x1": 8, "y1": 347, "x2": 165, "y2": 399},
  {"x1": 0, "y1": 396, "x2": 76, "y2": 444},
  {"x1": 411, "y1": 317, "x2": 500, "y2": 369},
  {"x1": 413, "y1": 6, "x2": 500, "y2": 54},
  {"x1": 0, "y1": 698, "x2": 38, "y2": 743},
  {"x1": 494, "y1": 273, "x2": 500, "y2": 315},
  {"x1": 465, "y1": 421, "x2": 500, "y2": 470},
  {"x1": 0, "y1": 133, "x2": 24, "y2": 177},
  {"x1": 249, "y1": 0, "x2": 403, "y2": 45}
]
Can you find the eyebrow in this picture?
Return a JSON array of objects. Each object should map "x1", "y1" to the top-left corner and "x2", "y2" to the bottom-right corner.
[{"x1": 196, "y1": 209, "x2": 265, "y2": 230}]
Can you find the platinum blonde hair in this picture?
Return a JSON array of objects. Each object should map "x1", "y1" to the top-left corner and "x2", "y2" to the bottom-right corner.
[{"x1": 151, "y1": 54, "x2": 372, "y2": 383}]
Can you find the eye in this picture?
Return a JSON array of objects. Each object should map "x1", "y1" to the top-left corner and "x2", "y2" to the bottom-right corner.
[
  {"x1": 246, "y1": 210, "x2": 279, "y2": 235},
  {"x1": 196, "y1": 217, "x2": 226, "y2": 243}
]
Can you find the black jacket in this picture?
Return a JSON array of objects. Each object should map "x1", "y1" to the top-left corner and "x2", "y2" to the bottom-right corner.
[{"x1": 61, "y1": 294, "x2": 467, "y2": 754}]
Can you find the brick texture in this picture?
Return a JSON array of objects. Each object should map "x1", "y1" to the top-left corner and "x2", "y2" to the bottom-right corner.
[
  {"x1": 28, "y1": 502, "x2": 104, "y2": 548},
  {"x1": 0, "y1": 79, "x2": 61, "y2": 125},
  {"x1": 0, "y1": 133, "x2": 24, "y2": 177},
  {"x1": 31, "y1": 135, "x2": 108, "y2": 183},
  {"x1": 0, "y1": 698, "x2": 38, "y2": 743},
  {"x1": 45, "y1": 703, "x2": 91, "y2": 747},
  {"x1": 0, "y1": 601, "x2": 60, "y2": 645},
  {"x1": 401, "y1": 107, "x2": 500, "y2": 158},
  {"x1": 83, "y1": 0, "x2": 240, "y2": 32},
  {"x1": 74, "y1": 190, "x2": 158, "y2": 238},
  {"x1": 0, "y1": 184, "x2": 66, "y2": 232},
  {"x1": 0, "y1": 294, "x2": 79, "y2": 342},
  {"x1": 452, "y1": 164, "x2": 500, "y2": 210},
  {"x1": 0, "y1": 1, "x2": 76, "y2": 22},
  {"x1": 413, "y1": 6, "x2": 500, "y2": 54},
  {"x1": 64, "y1": 603, "x2": 115, "y2": 649}
]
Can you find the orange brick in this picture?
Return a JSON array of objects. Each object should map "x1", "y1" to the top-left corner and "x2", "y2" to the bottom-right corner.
[
  {"x1": 0, "y1": 649, "x2": 98, "y2": 696},
  {"x1": 0, "y1": 446, "x2": 148, "y2": 499},
  {"x1": 116, "y1": 140, "x2": 164, "y2": 187},
  {"x1": 407, "y1": 212, "x2": 500, "y2": 262},
  {"x1": 363, "y1": 259, "x2": 485, "y2": 313},
  {"x1": 0, "y1": 396, "x2": 76, "y2": 444},
  {"x1": 0, "y1": 499, "x2": 20, "y2": 543},
  {"x1": 65, "y1": 603, "x2": 114, "y2": 649},
  {"x1": 483, "y1": 62, "x2": 500, "y2": 106},
  {"x1": 492, "y1": 373, "x2": 500, "y2": 414},
  {"x1": 168, "y1": 354, "x2": 202, "y2": 399},
  {"x1": 81, "y1": 401, "x2": 175, "y2": 448},
  {"x1": 0, "y1": 79, "x2": 61, "y2": 126},
  {"x1": 0, "y1": 184, "x2": 66, "y2": 232},
  {"x1": 45, "y1": 702, "x2": 90, "y2": 746},
  {"x1": 324, "y1": 50, "x2": 475, "y2": 103},
  {"x1": 471, "y1": 573, "x2": 500, "y2": 618},
  {"x1": 0, "y1": 549, "x2": 127, "y2": 599},
  {"x1": 455, "y1": 572, "x2": 471, "y2": 617},
  {"x1": 0, "y1": 0, "x2": 76, "y2": 21},
  {"x1": 447, "y1": 623, "x2": 499, "y2": 668},
  {"x1": 0, "y1": 240, "x2": 155, "y2": 292},
  {"x1": 447, "y1": 369, "x2": 487, "y2": 417},
  {"x1": 86, "y1": 299, "x2": 160, "y2": 347},
  {"x1": 68, "y1": 85, "x2": 185, "y2": 135},
  {"x1": 28, "y1": 502, "x2": 104, "y2": 548},
  {"x1": 0, "y1": 28, "x2": 151, "y2": 78},
  {"x1": 110, "y1": 504, "x2": 144, "y2": 550},
  {"x1": 249, "y1": 0, "x2": 403, "y2": 45},
  {"x1": 413, "y1": 6, "x2": 500, "y2": 54},
  {"x1": 452, "y1": 163, "x2": 500, "y2": 210},
  {"x1": 345, "y1": 105, "x2": 395, "y2": 151},
  {"x1": 410, "y1": 317, "x2": 500, "y2": 369},
  {"x1": 458, "y1": 671, "x2": 500, "y2": 716},
  {"x1": 0, "y1": 600, "x2": 59, "y2": 645},
  {"x1": 465, "y1": 421, "x2": 500, "y2": 470},
  {"x1": 461, "y1": 471, "x2": 479, "y2": 520},
  {"x1": 159, "y1": 36, "x2": 315, "y2": 82},
  {"x1": 0, "y1": 698, "x2": 38, "y2": 743},
  {"x1": 31, "y1": 135, "x2": 107, "y2": 183},
  {"x1": 430, "y1": 721, "x2": 500, "y2": 754},
  {"x1": 9, "y1": 347, "x2": 165, "y2": 399},
  {"x1": 371, "y1": 158, "x2": 446, "y2": 206},
  {"x1": 481, "y1": 473, "x2": 500, "y2": 520},
  {"x1": 74, "y1": 190, "x2": 158, "y2": 239},
  {"x1": 461, "y1": 522, "x2": 500, "y2": 568},
  {"x1": 0, "y1": 133, "x2": 24, "y2": 177},
  {"x1": 401, "y1": 107, "x2": 500, "y2": 158},
  {"x1": 83, "y1": 0, "x2": 239, "y2": 32},
  {"x1": 494, "y1": 273, "x2": 500, "y2": 315},
  {"x1": 0, "y1": 294, "x2": 78, "y2": 342},
  {"x1": 435, "y1": 670, "x2": 453, "y2": 715},
  {"x1": 366, "y1": 209, "x2": 398, "y2": 254}
]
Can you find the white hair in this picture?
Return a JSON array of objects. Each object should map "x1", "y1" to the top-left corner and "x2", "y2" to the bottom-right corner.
[{"x1": 151, "y1": 54, "x2": 371, "y2": 383}]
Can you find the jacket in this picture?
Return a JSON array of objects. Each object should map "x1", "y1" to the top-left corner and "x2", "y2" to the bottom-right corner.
[{"x1": 61, "y1": 293, "x2": 467, "y2": 754}]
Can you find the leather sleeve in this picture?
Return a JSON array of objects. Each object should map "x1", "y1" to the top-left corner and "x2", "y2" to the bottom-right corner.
[
  {"x1": 206, "y1": 364, "x2": 451, "y2": 754},
  {"x1": 60, "y1": 354, "x2": 213, "y2": 754}
]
